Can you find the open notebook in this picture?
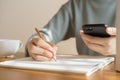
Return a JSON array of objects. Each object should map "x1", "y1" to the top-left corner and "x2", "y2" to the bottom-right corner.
[{"x1": 0, "y1": 55, "x2": 114, "y2": 76}]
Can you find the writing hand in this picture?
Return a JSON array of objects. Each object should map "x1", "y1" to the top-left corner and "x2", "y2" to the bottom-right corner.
[{"x1": 27, "y1": 38, "x2": 57, "y2": 61}]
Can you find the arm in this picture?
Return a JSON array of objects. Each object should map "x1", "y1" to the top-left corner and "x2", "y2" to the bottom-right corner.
[
  {"x1": 25, "y1": 1, "x2": 75, "y2": 61},
  {"x1": 33, "y1": 0, "x2": 74, "y2": 44}
]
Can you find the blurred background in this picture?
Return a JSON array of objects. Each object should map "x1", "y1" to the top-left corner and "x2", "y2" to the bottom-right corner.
[{"x1": 0, "y1": 0, "x2": 77, "y2": 55}]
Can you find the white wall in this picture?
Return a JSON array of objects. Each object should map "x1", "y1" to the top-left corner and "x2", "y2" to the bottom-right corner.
[{"x1": 0, "y1": 0, "x2": 77, "y2": 54}]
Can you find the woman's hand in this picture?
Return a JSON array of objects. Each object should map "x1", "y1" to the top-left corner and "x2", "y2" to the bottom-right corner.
[
  {"x1": 27, "y1": 38, "x2": 57, "y2": 61},
  {"x1": 80, "y1": 27, "x2": 116, "y2": 55}
]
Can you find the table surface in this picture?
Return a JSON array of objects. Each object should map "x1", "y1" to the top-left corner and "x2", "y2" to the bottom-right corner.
[{"x1": 0, "y1": 53, "x2": 120, "y2": 80}]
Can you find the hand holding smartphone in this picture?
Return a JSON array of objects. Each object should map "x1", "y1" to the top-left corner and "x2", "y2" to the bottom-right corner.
[{"x1": 82, "y1": 24, "x2": 110, "y2": 37}]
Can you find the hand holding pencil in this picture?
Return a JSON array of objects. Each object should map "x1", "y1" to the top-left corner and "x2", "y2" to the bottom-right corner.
[{"x1": 27, "y1": 28, "x2": 57, "y2": 61}]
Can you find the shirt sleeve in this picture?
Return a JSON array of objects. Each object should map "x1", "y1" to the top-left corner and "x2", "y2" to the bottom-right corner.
[{"x1": 33, "y1": 0, "x2": 75, "y2": 43}]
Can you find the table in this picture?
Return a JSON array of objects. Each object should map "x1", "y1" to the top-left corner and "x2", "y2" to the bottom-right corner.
[{"x1": 0, "y1": 53, "x2": 120, "y2": 80}]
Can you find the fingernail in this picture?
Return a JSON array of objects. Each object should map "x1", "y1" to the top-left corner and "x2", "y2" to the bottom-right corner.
[
  {"x1": 107, "y1": 28, "x2": 113, "y2": 33},
  {"x1": 46, "y1": 52, "x2": 52, "y2": 58},
  {"x1": 49, "y1": 48, "x2": 54, "y2": 52},
  {"x1": 107, "y1": 27, "x2": 115, "y2": 35}
]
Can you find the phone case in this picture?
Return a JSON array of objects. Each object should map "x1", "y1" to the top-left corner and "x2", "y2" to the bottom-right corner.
[{"x1": 82, "y1": 24, "x2": 110, "y2": 37}]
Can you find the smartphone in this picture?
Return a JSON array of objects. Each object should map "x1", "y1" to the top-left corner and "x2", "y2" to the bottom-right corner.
[{"x1": 82, "y1": 24, "x2": 110, "y2": 37}]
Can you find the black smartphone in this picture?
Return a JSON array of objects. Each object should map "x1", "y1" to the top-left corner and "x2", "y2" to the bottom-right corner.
[{"x1": 82, "y1": 24, "x2": 110, "y2": 37}]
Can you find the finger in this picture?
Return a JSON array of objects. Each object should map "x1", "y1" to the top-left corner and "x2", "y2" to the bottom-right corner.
[
  {"x1": 106, "y1": 27, "x2": 116, "y2": 36},
  {"x1": 32, "y1": 38, "x2": 54, "y2": 52},
  {"x1": 31, "y1": 53, "x2": 50, "y2": 61},
  {"x1": 86, "y1": 42, "x2": 103, "y2": 53},
  {"x1": 86, "y1": 42, "x2": 113, "y2": 55},
  {"x1": 80, "y1": 31, "x2": 108, "y2": 45},
  {"x1": 30, "y1": 38, "x2": 57, "y2": 60},
  {"x1": 28, "y1": 42, "x2": 53, "y2": 58},
  {"x1": 47, "y1": 42, "x2": 57, "y2": 54},
  {"x1": 29, "y1": 48, "x2": 51, "y2": 61},
  {"x1": 45, "y1": 42, "x2": 57, "y2": 61}
]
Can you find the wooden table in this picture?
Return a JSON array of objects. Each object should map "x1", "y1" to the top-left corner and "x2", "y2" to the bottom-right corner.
[{"x1": 0, "y1": 53, "x2": 120, "y2": 80}]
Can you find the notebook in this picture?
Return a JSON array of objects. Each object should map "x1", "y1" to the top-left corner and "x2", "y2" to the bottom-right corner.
[{"x1": 0, "y1": 55, "x2": 114, "y2": 76}]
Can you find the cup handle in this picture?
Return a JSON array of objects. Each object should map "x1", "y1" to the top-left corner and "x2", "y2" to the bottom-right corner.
[{"x1": 19, "y1": 41, "x2": 23, "y2": 49}]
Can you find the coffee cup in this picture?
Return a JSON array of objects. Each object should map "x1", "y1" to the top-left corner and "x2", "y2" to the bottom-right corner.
[{"x1": 0, "y1": 39, "x2": 23, "y2": 56}]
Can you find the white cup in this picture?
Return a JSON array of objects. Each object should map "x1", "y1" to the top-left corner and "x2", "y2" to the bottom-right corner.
[{"x1": 0, "y1": 39, "x2": 23, "y2": 56}]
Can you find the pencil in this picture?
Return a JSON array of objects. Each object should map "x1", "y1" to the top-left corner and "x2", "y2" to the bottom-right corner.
[
  {"x1": 0, "y1": 55, "x2": 15, "y2": 58},
  {"x1": 35, "y1": 27, "x2": 56, "y2": 61}
]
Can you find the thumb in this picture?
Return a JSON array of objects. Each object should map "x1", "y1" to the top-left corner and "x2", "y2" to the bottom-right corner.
[{"x1": 106, "y1": 27, "x2": 116, "y2": 36}]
